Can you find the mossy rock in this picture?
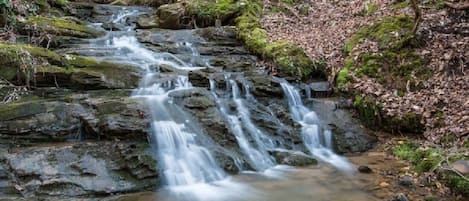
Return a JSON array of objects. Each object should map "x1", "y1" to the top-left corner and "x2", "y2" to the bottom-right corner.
[
  {"x1": 0, "y1": 100, "x2": 48, "y2": 121},
  {"x1": 186, "y1": 0, "x2": 241, "y2": 27},
  {"x1": 344, "y1": 15, "x2": 416, "y2": 53},
  {"x1": 235, "y1": 0, "x2": 326, "y2": 80},
  {"x1": 339, "y1": 16, "x2": 429, "y2": 87},
  {"x1": 0, "y1": 43, "x2": 141, "y2": 89},
  {"x1": 22, "y1": 16, "x2": 104, "y2": 38},
  {"x1": 353, "y1": 95, "x2": 425, "y2": 133}
]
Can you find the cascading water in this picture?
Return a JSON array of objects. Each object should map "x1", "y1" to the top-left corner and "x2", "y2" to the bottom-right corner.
[
  {"x1": 279, "y1": 81, "x2": 354, "y2": 172},
  {"x1": 209, "y1": 78, "x2": 276, "y2": 172},
  {"x1": 76, "y1": 6, "x2": 257, "y2": 201}
]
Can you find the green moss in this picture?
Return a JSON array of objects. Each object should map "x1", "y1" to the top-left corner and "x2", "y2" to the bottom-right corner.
[
  {"x1": 265, "y1": 41, "x2": 325, "y2": 79},
  {"x1": 24, "y1": 16, "x2": 103, "y2": 38},
  {"x1": 187, "y1": 0, "x2": 240, "y2": 18},
  {"x1": 442, "y1": 173, "x2": 469, "y2": 196},
  {"x1": 365, "y1": 3, "x2": 378, "y2": 15},
  {"x1": 336, "y1": 67, "x2": 351, "y2": 87},
  {"x1": 235, "y1": 0, "x2": 325, "y2": 80},
  {"x1": 391, "y1": 0, "x2": 410, "y2": 9},
  {"x1": 1, "y1": 43, "x2": 138, "y2": 88},
  {"x1": 0, "y1": 99, "x2": 47, "y2": 121},
  {"x1": 344, "y1": 15, "x2": 414, "y2": 53},
  {"x1": 340, "y1": 15, "x2": 428, "y2": 92},
  {"x1": 353, "y1": 95, "x2": 382, "y2": 128},
  {"x1": 394, "y1": 142, "x2": 442, "y2": 173}
]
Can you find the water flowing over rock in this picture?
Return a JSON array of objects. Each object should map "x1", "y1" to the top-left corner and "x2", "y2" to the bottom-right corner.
[
  {"x1": 279, "y1": 81, "x2": 355, "y2": 172},
  {"x1": 0, "y1": 2, "x2": 378, "y2": 200}
]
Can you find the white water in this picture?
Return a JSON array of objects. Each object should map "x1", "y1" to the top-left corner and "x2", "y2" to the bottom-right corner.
[
  {"x1": 209, "y1": 78, "x2": 277, "y2": 172},
  {"x1": 280, "y1": 82, "x2": 354, "y2": 172},
  {"x1": 76, "y1": 5, "x2": 359, "y2": 201},
  {"x1": 81, "y1": 7, "x2": 257, "y2": 201}
]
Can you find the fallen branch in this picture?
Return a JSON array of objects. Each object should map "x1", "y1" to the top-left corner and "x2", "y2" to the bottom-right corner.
[
  {"x1": 409, "y1": 0, "x2": 422, "y2": 34},
  {"x1": 444, "y1": 1, "x2": 469, "y2": 10}
]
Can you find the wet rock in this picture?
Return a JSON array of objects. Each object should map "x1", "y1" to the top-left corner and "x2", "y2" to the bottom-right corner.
[
  {"x1": 450, "y1": 160, "x2": 469, "y2": 174},
  {"x1": 155, "y1": 2, "x2": 187, "y2": 29},
  {"x1": 389, "y1": 193, "x2": 409, "y2": 201},
  {"x1": 305, "y1": 98, "x2": 377, "y2": 153},
  {"x1": 302, "y1": 81, "x2": 330, "y2": 98},
  {"x1": 249, "y1": 76, "x2": 284, "y2": 98},
  {"x1": 398, "y1": 175, "x2": 413, "y2": 187},
  {"x1": 1, "y1": 142, "x2": 157, "y2": 197},
  {"x1": 136, "y1": 14, "x2": 159, "y2": 29},
  {"x1": 21, "y1": 16, "x2": 104, "y2": 39},
  {"x1": 271, "y1": 150, "x2": 317, "y2": 166},
  {"x1": 358, "y1": 165, "x2": 372, "y2": 173},
  {"x1": 0, "y1": 94, "x2": 150, "y2": 145},
  {"x1": 102, "y1": 22, "x2": 126, "y2": 31},
  {"x1": 188, "y1": 70, "x2": 210, "y2": 88},
  {"x1": 168, "y1": 88, "x2": 243, "y2": 170}
]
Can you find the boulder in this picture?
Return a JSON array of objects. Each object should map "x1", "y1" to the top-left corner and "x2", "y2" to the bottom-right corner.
[
  {"x1": 156, "y1": 3, "x2": 187, "y2": 29},
  {"x1": 1, "y1": 142, "x2": 157, "y2": 197}
]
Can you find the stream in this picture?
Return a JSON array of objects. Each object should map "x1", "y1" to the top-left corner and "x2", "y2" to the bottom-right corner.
[
  {"x1": 71, "y1": 4, "x2": 364, "y2": 201},
  {"x1": 0, "y1": 4, "x2": 380, "y2": 201}
]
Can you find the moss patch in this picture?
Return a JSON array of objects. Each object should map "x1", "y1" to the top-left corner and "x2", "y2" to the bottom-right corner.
[
  {"x1": 235, "y1": 0, "x2": 325, "y2": 80},
  {"x1": 393, "y1": 142, "x2": 443, "y2": 173},
  {"x1": 0, "y1": 43, "x2": 140, "y2": 89},
  {"x1": 344, "y1": 15, "x2": 415, "y2": 53},
  {"x1": 0, "y1": 99, "x2": 47, "y2": 121},
  {"x1": 23, "y1": 16, "x2": 104, "y2": 38}
]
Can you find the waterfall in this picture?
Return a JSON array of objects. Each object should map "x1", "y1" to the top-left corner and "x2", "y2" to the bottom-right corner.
[
  {"x1": 79, "y1": 7, "x2": 259, "y2": 200},
  {"x1": 131, "y1": 76, "x2": 225, "y2": 187},
  {"x1": 209, "y1": 78, "x2": 276, "y2": 172},
  {"x1": 279, "y1": 82, "x2": 354, "y2": 172}
]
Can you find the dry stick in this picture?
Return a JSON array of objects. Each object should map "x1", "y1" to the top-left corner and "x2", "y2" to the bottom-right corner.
[
  {"x1": 409, "y1": 0, "x2": 421, "y2": 34},
  {"x1": 275, "y1": 2, "x2": 301, "y2": 20},
  {"x1": 444, "y1": 1, "x2": 469, "y2": 10}
]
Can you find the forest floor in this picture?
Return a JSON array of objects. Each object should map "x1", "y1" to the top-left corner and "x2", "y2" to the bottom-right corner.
[{"x1": 261, "y1": 0, "x2": 468, "y2": 144}]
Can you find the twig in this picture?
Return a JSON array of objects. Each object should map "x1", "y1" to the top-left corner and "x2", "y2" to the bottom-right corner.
[{"x1": 444, "y1": 1, "x2": 469, "y2": 10}]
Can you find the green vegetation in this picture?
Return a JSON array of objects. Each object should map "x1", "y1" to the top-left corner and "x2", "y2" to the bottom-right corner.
[
  {"x1": 353, "y1": 94, "x2": 424, "y2": 133},
  {"x1": 394, "y1": 142, "x2": 443, "y2": 172},
  {"x1": 391, "y1": 0, "x2": 410, "y2": 9},
  {"x1": 393, "y1": 141, "x2": 469, "y2": 196},
  {"x1": 24, "y1": 16, "x2": 104, "y2": 38},
  {"x1": 187, "y1": 0, "x2": 240, "y2": 18},
  {"x1": 0, "y1": 43, "x2": 139, "y2": 89},
  {"x1": 0, "y1": 99, "x2": 47, "y2": 121},
  {"x1": 353, "y1": 95, "x2": 381, "y2": 128},
  {"x1": 442, "y1": 171, "x2": 469, "y2": 196},
  {"x1": 235, "y1": 0, "x2": 325, "y2": 80},
  {"x1": 365, "y1": 2, "x2": 378, "y2": 15},
  {"x1": 341, "y1": 15, "x2": 429, "y2": 92},
  {"x1": 344, "y1": 15, "x2": 415, "y2": 53}
]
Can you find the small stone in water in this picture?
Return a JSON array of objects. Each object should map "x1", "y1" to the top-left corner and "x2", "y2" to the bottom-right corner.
[
  {"x1": 398, "y1": 175, "x2": 413, "y2": 187},
  {"x1": 358, "y1": 165, "x2": 372, "y2": 173},
  {"x1": 380, "y1": 182, "x2": 390, "y2": 188}
]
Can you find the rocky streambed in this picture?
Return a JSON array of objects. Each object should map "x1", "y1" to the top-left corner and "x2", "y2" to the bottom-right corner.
[{"x1": 0, "y1": 2, "x2": 381, "y2": 200}]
